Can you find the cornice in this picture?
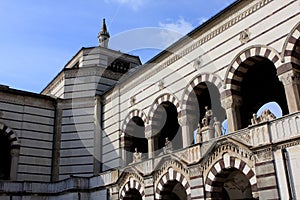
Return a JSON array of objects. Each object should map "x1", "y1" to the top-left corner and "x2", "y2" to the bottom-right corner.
[{"x1": 120, "y1": 0, "x2": 273, "y2": 95}]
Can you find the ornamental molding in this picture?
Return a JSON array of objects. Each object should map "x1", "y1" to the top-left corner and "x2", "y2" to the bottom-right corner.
[
  {"x1": 202, "y1": 139, "x2": 255, "y2": 171},
  {"x1": 279, "y1": 71, "x2": 300, "y2": 86},
  {"x1": 254, "y1": 147, "x2": 273, "y2": 162},
  {"x1": 42, "y1": 72, "x2": 65, "y2": 95},
  {"x1": 273, "y1": 138, "x2": 300, "y2": 150},
  {"x1": 120, "y1": 0, "x2": 273, "y2": 95},
  {"x1": 189, "y1": 165, "x2": 203, "y2": 177},
  {"x1": 153, "y1": 159, "x2": 189, "y2": 185},
  {"x1": 118, "y1": 170, "x2": 144, "y2": 189}
]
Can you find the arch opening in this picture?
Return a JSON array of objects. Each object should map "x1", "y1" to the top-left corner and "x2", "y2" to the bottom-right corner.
[
  {"x1": 124, "y1": 116, "x2": 147, "y2": 164},
  {"x1": 160, "y1": 180, "x2": 188, "y2": 200},
  {"x1": 123, "y1": 188, "x2": 143, "y2": 200},
  {"x1": 210, "y1": 168, "x2": 253, "y2": 200},
  {"x1": 151, "y1": 101, "x2": 182, "y2": 155},
  {"x1": 238, "y1": 56, "x2": 288, "y2": 128},
  {"x1": 0, "y1": 133, "x2": 12, "y2": 180},
  {"x1": 186, "y1": 82, "x2": 226, "y2": 143}
]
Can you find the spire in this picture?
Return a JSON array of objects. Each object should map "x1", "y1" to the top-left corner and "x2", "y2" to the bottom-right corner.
[{"x1": 98, "y1": 18, "x2": 110, "y2": 48}]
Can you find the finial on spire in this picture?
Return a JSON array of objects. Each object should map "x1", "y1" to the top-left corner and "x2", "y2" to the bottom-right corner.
[{"x1": 98, "y1": 18, "x2": 110, "y2": 48}]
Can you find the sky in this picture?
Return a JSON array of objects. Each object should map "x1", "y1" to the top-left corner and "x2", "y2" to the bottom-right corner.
[{"x1": 0, "y1": 0, "x2": 236, "y2": 93}]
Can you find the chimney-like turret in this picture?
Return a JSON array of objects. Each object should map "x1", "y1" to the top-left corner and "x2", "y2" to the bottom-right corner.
[{"x1": 98, "y1": 18, "x2": 110, "y2": 48}]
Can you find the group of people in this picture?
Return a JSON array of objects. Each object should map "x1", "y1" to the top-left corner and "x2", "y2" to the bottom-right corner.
[{"x1": 200, "y1": 106, "x2": 223, "y2": 137}]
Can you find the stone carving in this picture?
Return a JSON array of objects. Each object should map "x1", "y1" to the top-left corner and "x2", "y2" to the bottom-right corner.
[
  {"x1": 279, "y1": 71, "x2": 300, "y2": 86},
  {"x1": 251, "y1": 113, "x2": 259, "y2": 125},
  {"x1": 239, "y1": 29, "x2": 250, "y2": 44},
  {"x1": 213, "y1": 117, "x2": 222, "y2": 137},
  {"x1": 130, "y1": 96, "x2": 136, "y2": 106},
  {"x1": 193, "y1": 56, "x2": 202, "y2": 70},
  {"x1": 260, "y1": 109, "x2": 276, "y2": 122},
  {"x1": 133, "y1": 147, "x2": 142, "y2": 163},
  {"x1": 255, "y1": 147, "x2": 273, "y2": 162},
  {"x1": 201, "y1": 106, "x2": 213, "y2": 127},
  {"x1": 251, "y1": 109, "x2": 276, "y2": 125},
  {"x1": 196, "y1": 123, "x2": 202, "y2": 143},
  {"x1": 158, "y1": 79, "x2": 164, "y2": 90},
  {"x1": 163, "y1": 137, "x2": 173, "y2": 154}
]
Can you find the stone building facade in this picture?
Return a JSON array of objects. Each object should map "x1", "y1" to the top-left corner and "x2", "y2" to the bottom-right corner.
[{"x1": 1, "y1": 0, "x2": 300, "y2": 199}]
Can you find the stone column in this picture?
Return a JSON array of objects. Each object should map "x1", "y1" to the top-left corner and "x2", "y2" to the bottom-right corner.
[
  {"x1": 94, "y1": 95, "x2": 102, "y2": 174},
  {"x1": 221, "y1": 95, "x2": 242, "y2": 133},
  {"x1": 10, "y1": 147, "x2": 20, "y2": 181},
  {"x1": 279, "y1": 71, "x2": 300, "y2": 113},
  {"x1": 145, "y1": 125, "x2": 155, "y2": 159},
  {"x1": 147, "y1": 137, "x2": 155, "y2": 159},
  {"x1": 179, "y1": 115, "x2": 192, "y2": 148},
  {"x1": 120, "y1": 133, "x2": 127, "y2": 167}
]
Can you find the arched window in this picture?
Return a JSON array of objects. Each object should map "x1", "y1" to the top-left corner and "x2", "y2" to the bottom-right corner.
[
  {"x1": 123, "y1": 116, "x2": 147, "y2": 164},
  {"x1": 238, "y1": 57, "x2": 288, "y2": 128},
  {"x1": 186, "y1": 82, "x2": 225, "y2": 142},
  {"x1": 151, "y1": 102, "x2": 182, "y2": 155}
]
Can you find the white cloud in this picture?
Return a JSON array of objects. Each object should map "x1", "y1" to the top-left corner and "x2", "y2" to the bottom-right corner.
[
  {"x1": 158, "y1": 17, "x2": 194, "y2": 47},
  {"x1": 159, "y1": 17, "x2": 194, "y2": 35},
  {"x1": 105, "y1": 0, "x2": 145, "y2": 11},
  {"x1": 198, "y1": 17, "x2": 208, "y2": 25}
]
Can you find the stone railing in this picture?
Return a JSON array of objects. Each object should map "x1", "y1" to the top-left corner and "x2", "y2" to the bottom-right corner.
[
  {"x1": 270, "y1": 112, "x2": 300, "y2": 143},
  {"x1": 124, "y1": 112, "x2": 300, "y2": 176}
]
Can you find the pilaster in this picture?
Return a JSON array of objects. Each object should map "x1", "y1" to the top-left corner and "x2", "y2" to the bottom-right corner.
[
  {"x1": 94, "y1": 95, "x2": 102, "y2": 174},
  {"x1": 144, "y1": 176, "x2": 155, "y2": 200},
  {"x1": 51, "y1": 99, "x2": 63, "y2": 182},
  {"x1": 279, "y1": 70, "x2": 300, "y2": 113},
  {"x1": 189, "y1": 165, "x2": 205, "y2": 200},
  {"x1": 255, "y1": 147, "x2": 280, "y2": 199},
  {"x1": 10, "y1": 147, "x2": 20, "y2": 181}
]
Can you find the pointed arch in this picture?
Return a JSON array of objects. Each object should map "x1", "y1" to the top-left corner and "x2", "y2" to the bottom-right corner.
[
  {"x1": 155, "y1": 167, "x2": 191, "y2": 200},
  {"x1": 205, "y1": 153, "x2": 257, "y2": 199},
  {"x1": 0, "y1": 123, "x2": 19, "y2": 147},
  {"x1": 181, "y1": 73, "x2": 224, "y2": 112},
  {"x1": 281, "y1": 21, "x2": 300, "y2": 73},
  {"x1": 122, "y1": 109, "x2": 148, "y2": 133},
  {"x1": 119, "y1": 176, "x2": 145, "y2": 200},
  {"x1": 148, "y1": 93, "x2": 181, "y2": 122},
  {"x1": 224, "y1": 45, "x2": 282, "y2": 93}
]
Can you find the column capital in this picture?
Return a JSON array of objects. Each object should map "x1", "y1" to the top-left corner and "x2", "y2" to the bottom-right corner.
[
  {"x1": 10, "y1": 147, "x2": 20, "y2": 157},
  {"x1": 279, "y1": 70, "x2": 300, "y2": 86},
  {"x1": 221, "y1": 94, "x2": 242, "y2": 109}
]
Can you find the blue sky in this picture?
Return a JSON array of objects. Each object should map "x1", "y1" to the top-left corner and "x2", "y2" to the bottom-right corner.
[{"x1": 0, "y1": 0, "x2": 235, "y2": 93}]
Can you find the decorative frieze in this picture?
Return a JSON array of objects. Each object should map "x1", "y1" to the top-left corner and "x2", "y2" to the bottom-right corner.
[
  {"x1": 254, "y1": 147, "x2": 273, "y2": 163},
  {"x1": 189, "y1": 165, "x2": 203, "y2": 177},
  {"x1": 120, "y1": 0, "x2": 273, "y2": 95}
]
